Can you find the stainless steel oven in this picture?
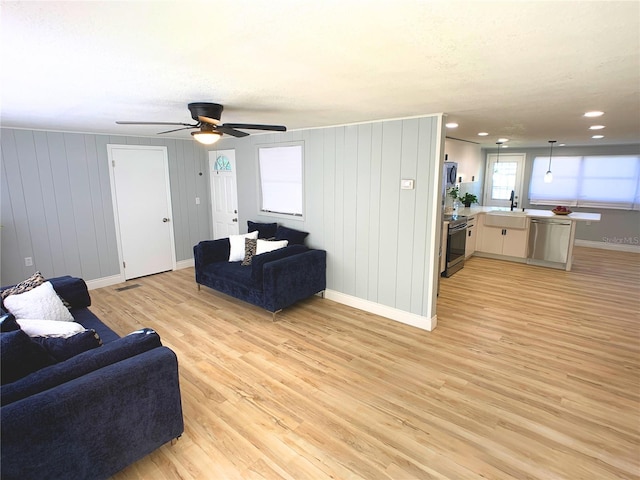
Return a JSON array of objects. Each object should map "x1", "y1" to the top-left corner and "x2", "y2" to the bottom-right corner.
[{"x1": 443, "y1": 215, "x2": 467, "y2": 277}]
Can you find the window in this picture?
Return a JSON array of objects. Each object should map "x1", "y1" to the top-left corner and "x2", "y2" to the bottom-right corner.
[
  {"x1": 258, "y1": 143, "x2": 304, "y2": 217},
  {"x1": 491, "y1": 161, "x2": 518, "y2": 200},
  {"x1": 529, "y1": 155, "x2": 640, "y2": 210}
]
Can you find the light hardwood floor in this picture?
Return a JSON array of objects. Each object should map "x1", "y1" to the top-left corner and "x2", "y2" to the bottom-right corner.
[{"x1": 96, "y1": 246, "x2": 639, "y2": 480}]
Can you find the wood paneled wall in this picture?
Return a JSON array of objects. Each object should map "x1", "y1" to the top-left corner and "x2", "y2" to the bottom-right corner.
[
  {"x1": 214, "y1": 115, "x2": 443, "y2": 321},
  {"x1": 0, "y1": 129, "x2": 209, "y2": 285}
]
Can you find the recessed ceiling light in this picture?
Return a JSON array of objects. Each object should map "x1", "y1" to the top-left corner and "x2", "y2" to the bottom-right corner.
[
  {"x1": 478, "y1": 132, "x2": 489, "y2": 136},
  {"x1": 584, "y1": 111, "x2": 604, "y2": 117},
  {"x1": 589, "y1": 125, "x2": 605, "y2": 130},
  {"x1": 592, "y1": 135, "x2": 604, "y2": 139},
  {"x1": 498, "y1": 138, "x2": 509, "y2": 142},
  {"x1": 445, "y1": 122, "x2": 459, "y2": 128}
]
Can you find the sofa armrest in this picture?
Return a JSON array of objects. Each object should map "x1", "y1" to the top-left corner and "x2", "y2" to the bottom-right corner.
[
  {"x1": 1, "y1": 346, "x2": 184, "y2": 480},
  {"x1": 262, "y1": 249, "x2": 327, "y2": 312},
  {"x1": 48, "y1": 276, "x2": 91, "y2": 309},
  {"x1": 194, "y1": 239, "x2": 231, "y2": 269}
]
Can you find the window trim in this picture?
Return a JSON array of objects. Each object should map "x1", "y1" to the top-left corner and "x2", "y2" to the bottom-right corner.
[{"x1": 256, "y1": 141, "x2": 305, "y2": 220}]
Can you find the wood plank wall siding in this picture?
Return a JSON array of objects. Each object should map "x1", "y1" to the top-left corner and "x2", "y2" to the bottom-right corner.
[
  {"x1": 88, "y1": 246, "x2": 640, "y2": 480},
  {"x1": 0, "y1": 128, "x2": 209, "y2": 285},
  {"x1": 214, "y1": 115, "x2": 443, "y2": 325}
]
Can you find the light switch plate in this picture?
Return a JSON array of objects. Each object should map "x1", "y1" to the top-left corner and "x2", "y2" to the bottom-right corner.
[{"x1": 401, "y1": 179, "x2": 415, "y2": 190}]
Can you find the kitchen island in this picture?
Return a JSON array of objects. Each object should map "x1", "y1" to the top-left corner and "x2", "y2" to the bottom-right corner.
[{"x1": 451, "y1": 206, "x2": 601, "y2": 271}]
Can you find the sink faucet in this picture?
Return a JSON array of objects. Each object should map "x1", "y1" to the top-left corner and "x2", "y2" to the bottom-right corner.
[{"x1": 510, "y1": 190, "x2": 517, "y2": 211}]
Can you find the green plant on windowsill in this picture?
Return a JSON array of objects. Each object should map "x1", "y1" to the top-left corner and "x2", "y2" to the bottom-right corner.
[
  {"x1": 458, "y1": 192, "x2": 478, "y2": 208},
  {"x1": 447, "y1": 186, "x2": 459, "y2": 200}
]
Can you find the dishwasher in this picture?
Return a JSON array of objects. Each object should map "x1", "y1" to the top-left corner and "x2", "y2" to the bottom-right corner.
[{"x1": 528, "y1": 218, "x2": 572, "y2": 264}]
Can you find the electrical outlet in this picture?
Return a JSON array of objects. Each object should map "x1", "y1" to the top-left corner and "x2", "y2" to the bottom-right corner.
[
  {"x1": 195, "y1": 197, "x2": 200, "y2": 205},
  {"x1": 24, "y1": 257, "x2": 33, "y2": 267}
]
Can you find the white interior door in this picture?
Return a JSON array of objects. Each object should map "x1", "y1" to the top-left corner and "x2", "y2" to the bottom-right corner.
[
  {"x1": 209, "y1": 150, "x2": 239, "y2": 239},
  {"x1": 108, "y1": 145, "x2": 176, "y2": 280},
  {"x1": 484, "y1": 153, "x2": 526, "y2": 207}
]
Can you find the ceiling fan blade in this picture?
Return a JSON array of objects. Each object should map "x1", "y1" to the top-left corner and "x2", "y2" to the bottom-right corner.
[
  {"x1": 116, "y1": 121, "x2": 198, "y2": 127},
  {"x1": 198, "y1": 115, "x2": 221, "y2": 125},
  {"x1": 157, "y1": 126, "x2": 197, "y2": 134},
  {"x1": 216, "y1": 126, "x2": 250, "y2": 138},
  {"x1": 222, "y1": 123, "x2": 287, "y2": 132}
]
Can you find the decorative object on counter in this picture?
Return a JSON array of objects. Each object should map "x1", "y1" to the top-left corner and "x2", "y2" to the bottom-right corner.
[
  {"x1": 552, "y1": 205, "x2": 572, "y2": 215},
  {"x1": 458, "y1": 193, "x2": 478, "y2": 208},
  {"x1": 447, "y1": 186, "x2": 460, "y2": 212},
  {"x1": 544, "y1": 140, "x2": 556, "y2": 183}
]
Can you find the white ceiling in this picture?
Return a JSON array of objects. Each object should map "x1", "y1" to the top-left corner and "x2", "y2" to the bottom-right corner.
[{"x1": 1, "y1": 1, "x2": 639, "y2": 148}]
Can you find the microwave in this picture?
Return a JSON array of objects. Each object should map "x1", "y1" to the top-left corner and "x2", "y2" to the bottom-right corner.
[{"x1": 444, "y1": 162, "x2": 458, "y2": 188}]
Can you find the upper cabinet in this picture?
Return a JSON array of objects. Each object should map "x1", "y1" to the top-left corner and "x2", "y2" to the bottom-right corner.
[{"x1": 444, "y1": 138, "x2": 483, "y2": 182}]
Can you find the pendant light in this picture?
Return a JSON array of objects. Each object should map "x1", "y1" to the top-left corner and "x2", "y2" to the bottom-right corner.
[
  {"x1": 493, "y1": 141, "x2": 503, "y2": 173},
  {"x1": 544, "y1": 140, "x2": 556, "y2": 183}
]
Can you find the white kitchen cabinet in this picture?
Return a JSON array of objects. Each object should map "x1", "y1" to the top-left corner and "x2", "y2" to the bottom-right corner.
[
  {"x1": 445, "y1": 138, "x2": 482, "y2": 182},
  {"x1": 476, "y1": 214, "x2": 528, "y2": 258},
  {"x1": 465, "y1": 216, "x2": 476, "y2": 258}
]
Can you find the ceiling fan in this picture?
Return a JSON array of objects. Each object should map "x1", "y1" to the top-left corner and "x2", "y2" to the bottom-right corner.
[{"x1": 116, "y1": 102, "x2": 287, "y2": 145}]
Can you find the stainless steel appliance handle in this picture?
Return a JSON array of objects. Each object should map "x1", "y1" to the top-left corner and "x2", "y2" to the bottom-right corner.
[
  {"x1": 448, "y1": 223, "x2": 467, "y2": 233},
  {"x1": 531, "y1": 219, "x2": 571, "y2": 226}
]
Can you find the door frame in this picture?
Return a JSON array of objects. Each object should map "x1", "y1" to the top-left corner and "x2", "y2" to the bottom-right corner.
[
  {"x1": 107, "y1": 144, "x2": 177, "y2": 281},
  {"x1": 483, "y1": 152, "x2": 527, "y2": 207}
]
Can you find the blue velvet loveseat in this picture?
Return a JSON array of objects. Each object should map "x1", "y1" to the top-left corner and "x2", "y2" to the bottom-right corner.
[
  {"x1": 0, "y1": 275, "x2": 184, "y2": 480},
  {"x1": 194, "y1": 225, "x2": 326, "y2": 317}
]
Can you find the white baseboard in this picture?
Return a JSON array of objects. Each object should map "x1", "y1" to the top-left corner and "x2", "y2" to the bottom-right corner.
[
  {"x1": 324, "y1": 289, "x2": 437, "y2": 332},
  {"x1": 575, "y1": 239, "x2": 640, "y2": 253},
  {"x1": 86, "y1": 274, "x2": 124, "y2": 290},
  {"x1": 85, "y1": 260, "x2": 193, "y2": 291},
  {"x1": 176, "y1": 259, "x2": 195, "y2": 269}
]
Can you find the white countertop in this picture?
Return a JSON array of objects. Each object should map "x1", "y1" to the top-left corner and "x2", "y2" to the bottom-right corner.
[{"x1": 453, "y1": 206, "x2": 601, "y2": 222}]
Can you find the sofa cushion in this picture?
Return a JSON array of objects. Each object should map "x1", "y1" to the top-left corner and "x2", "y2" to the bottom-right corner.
[
  {"x1": 229, "y1": 231, "x2": 259, "y2": 262},
  {"x1": 247, "y1": 221, "x2": 278, "y2": 239},
  {"x1": 3, "y1": 282, "x2": 74, "y2": 322},
  {"x1": 0, "y1": 271, "x2": 45, "y2": 300},
  {"x1": 274, "y1": 225, "x2": 309, "y2": 245},
  {"x1": 256, "y1": 239, "x2": 288, "y2": 255},
  {"x1": 16, "y1": 319, "x2": 86, "y2": 338},
  {"x1": 31, "y1": 330, "x2": 103, "y2": 362},
  {"x1": 241, "y1": 238, "x2": 258, "y2": 266},
  {"x1": 1, "y1": 328, "x2": 162, "y2": 406},
  {"x1": 1, "y1": 330, "x2": 56, "y2": 385}
]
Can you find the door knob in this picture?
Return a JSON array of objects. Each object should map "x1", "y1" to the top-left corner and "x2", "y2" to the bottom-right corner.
[
  {"x1": 232, "y1": 218, "x2": 238, "y2": 222},
  {"x1": 163, "y1": 218, "x2": 170, "y2": 223},
  {"x1": 234, "y1": 210, "x2": 238, "y2": 214}
]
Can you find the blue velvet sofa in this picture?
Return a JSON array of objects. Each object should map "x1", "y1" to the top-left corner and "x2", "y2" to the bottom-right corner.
[
  {"x1": 0, "y1": 276, "x2": 184, "y2": 480},
  {"x1": 193, "y1": 239, "x2": 327, "y2": 317}
]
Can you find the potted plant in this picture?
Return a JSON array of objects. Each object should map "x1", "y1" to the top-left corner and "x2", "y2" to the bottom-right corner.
[{"x1": 458, "y1": 192, "x2": 478, "y2": 208}]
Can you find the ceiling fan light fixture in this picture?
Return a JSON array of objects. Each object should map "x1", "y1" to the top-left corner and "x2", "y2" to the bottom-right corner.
[{"x1": 192, "y1": 130, "x2": 222, "y2": 145}]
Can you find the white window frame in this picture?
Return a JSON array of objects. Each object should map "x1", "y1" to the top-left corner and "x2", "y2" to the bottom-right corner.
[{"x1": 256, "y1": 141, "x2": 305, "y2": 219}]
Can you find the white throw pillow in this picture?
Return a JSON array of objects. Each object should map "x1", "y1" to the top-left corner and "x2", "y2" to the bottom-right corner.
[
  {"x1": 16, "y1": 319, "x2": 86, "y2": 338},
  {"x1": 3, "y1": 281, "x2": 74, "y2": 322},
  {"x1": 228, "y1": 231, "x2": 259, "y2": 262},
  {"x1": 256, "y1": 239, "x2": 288, "y2": 255}
]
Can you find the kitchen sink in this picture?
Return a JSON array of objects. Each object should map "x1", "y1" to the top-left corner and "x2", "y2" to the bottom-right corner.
[{"x1": 485, "y1": 210, "x2": 528, "y2": 229}]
